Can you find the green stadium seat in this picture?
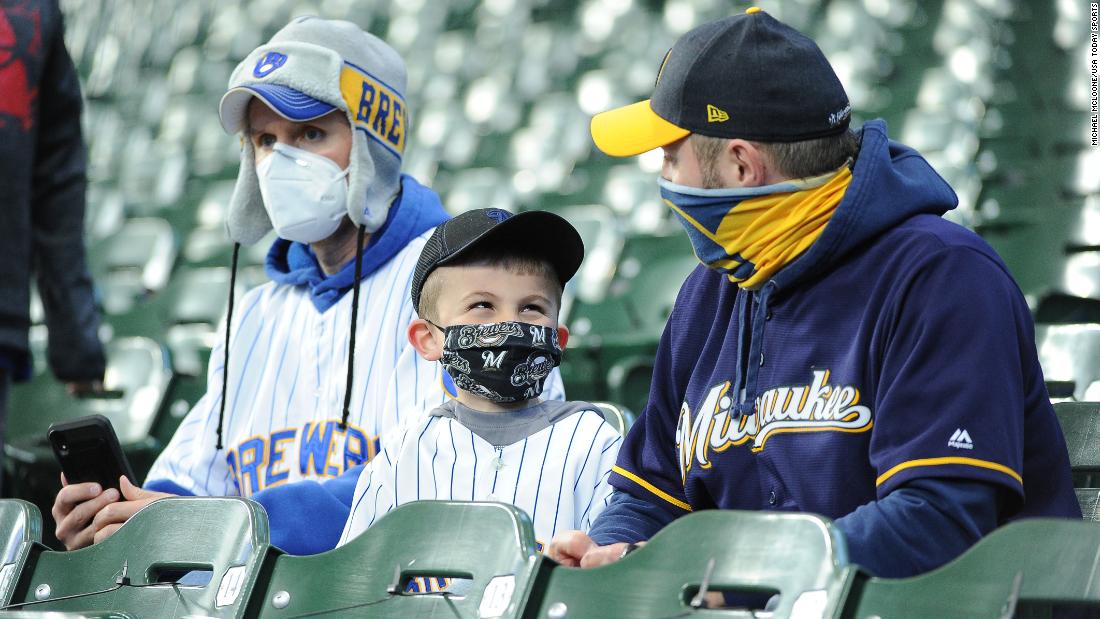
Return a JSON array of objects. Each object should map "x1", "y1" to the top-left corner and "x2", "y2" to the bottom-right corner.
[
  {"x1": 88, "y1": 218, "x2": 178, "y2": 316},
  {"x1": 3, "y1": 497, "x2": 272, "y2": 617},
  {"x1": 591, "y1": 401, "x2": 635, "y2": 435},
  {"x1": 249, "y1": 501, "x2": 541, "y2": 619},
  {"x1": 1037, "y1": 326, "x2": 1100, "y2": 402},
  {"x1": 1054, "y1": 401, "x2": 1100, "y2": 488},
  {"x1": 530, "y1": 510, "x2": 855, "y2": 618},
  {"x1": 0, "y1": 500, "x2": 42, "y2": 607},
  {"x1": 1076, "y1": 488, "x2": 1100, "y2": 522},
  {"x1": 841, "y1": 518, "x2": 1100, "y2": 618}
]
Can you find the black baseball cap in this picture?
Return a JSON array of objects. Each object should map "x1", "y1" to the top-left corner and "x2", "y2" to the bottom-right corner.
[
  {"x1": 410, "y1": 208, "x2": 585, "y2": 314},
  {"x1": 590, "y1": 7, "x2": 851, "y2": 157}
]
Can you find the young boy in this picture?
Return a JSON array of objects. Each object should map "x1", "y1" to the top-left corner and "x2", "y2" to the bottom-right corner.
[{"x1": 338, "y1": 208, "x2": 622, "y2": 558}]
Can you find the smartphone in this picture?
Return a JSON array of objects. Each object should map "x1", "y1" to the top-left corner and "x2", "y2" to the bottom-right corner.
[{"x1": 48, "y1": 415, "x2": 136, "y2": 491}]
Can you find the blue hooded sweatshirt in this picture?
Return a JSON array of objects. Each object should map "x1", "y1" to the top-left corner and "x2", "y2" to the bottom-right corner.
[
  {"x1": 590, "y1": 120, "x2": 1080, "y2": 577},
  {"x1": 147, "y1": 175, "x2": 449, "y2": 555}
]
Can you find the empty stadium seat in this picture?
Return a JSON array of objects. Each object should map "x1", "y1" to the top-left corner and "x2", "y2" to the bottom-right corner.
[
  {"x1": 530, "y1": 510, "x2": 855, "y2": 618},
  {"x1": 0, "y1": 500, "x2": 42, "y2": 607},
  {"x1": 1076, "y1": 489, "x2": 1100, "y2": 522},
  {"x1": 591, "y1": 401, "x2": 635, "y2": 435},
  {"x1": 1053, "y1": 401, "x2": 1100, "y2": 487},
  {"x1": 1037, "y1": 325, "x2": 1100, "y2": 401},
  {"x1": 842, "y1": 518, "x2": 1100, "y2": 618},
  {"x1": 3, "y1": 497, "x2": 272, "y2": 617},
  {"x1": 248, "y1": 501, "x2": 541, "y2": 619}
]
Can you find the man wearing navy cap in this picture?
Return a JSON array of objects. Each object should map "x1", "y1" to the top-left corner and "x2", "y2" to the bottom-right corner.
[
  {"x1": 48, "y1": 17, "x2": 560, "y2": 555},
  {"x1": 549, "y1": 8, "x2": 1080, "y2": 578}
]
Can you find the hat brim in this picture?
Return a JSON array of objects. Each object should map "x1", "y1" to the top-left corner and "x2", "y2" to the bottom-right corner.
[
  {"x1": 438, "y1": 211, "x2": 585, "y2": 289},
  {"x1": 590, "y1": 99, "x2": 691, "y2": 157},
  {"x1": 219, "y1": 83, "x2": 337, "y2": 133}
]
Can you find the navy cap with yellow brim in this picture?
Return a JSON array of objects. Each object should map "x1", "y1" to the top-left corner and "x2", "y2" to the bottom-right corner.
[{"x1": 589, "y1": 7, "x2": 851, "y2": 158}]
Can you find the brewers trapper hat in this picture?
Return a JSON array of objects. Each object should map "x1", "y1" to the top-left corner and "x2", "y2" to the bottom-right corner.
[
  {"x1": 591, "y1": 7, "x2": 851, "y2": 157},
  {"x1": 410, "y1": 209, "x2": 585, "y2": 315},
  {"x1": 219, "y1": 16, "x2": 409, "y2": 244}
]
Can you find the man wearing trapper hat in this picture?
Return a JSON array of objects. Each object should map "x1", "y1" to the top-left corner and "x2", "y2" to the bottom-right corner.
[
  {"x1": 549, "y1": 8, "x2": 1079, "y2": 579},
  {"x1": 51, "y1": 16, "x2": 566, "y2": 555}
]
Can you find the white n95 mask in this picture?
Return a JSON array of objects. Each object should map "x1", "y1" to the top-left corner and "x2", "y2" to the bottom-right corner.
[{"x1": 256, "y1": 142, "x2": 350, "y2": 244}]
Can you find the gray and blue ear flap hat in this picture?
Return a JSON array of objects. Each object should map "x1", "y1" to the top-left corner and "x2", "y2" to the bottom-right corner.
[{"x1": 218, "y1": 16, "x2": 409, "y2": 244}]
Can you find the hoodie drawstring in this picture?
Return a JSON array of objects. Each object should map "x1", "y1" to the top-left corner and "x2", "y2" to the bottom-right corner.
[
  {"x1": 341, "y1": 224, "x2": 366, "y2": 430},
  {"x1": 216, "y1": 242, "x2": 241, "y2": 450}
]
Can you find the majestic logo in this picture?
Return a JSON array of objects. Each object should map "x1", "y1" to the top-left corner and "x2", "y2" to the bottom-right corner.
[
  {"x1": 510, "y1": 353, "x2": 555, "y2": 387},
  {"x1": 676, "y1": 370, "x2": 873, "y2": 480},
  {"x1": 706, "y1": 104, "x2": 729, "y2": 123},
  {"x1": 453, "y1": 323, "x2": 524, "y2": 349},
  {"x1": 253, "y1": 51, "x2": 287, "y2": 78},
  {"x1": 948, "y1": 428, "x2": 974, "y2": 450}
]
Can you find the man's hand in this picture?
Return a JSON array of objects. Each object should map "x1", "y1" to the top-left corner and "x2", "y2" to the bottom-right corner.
[
  {"x1": 90, "y1": 477, "x2": 173, "y2": 544},
  {"x1": 547, "y1": 531, "x2": 646, "y2": 568},
  {"x1": 53, "y1": 473, "x2": 119, "y2": 550}
]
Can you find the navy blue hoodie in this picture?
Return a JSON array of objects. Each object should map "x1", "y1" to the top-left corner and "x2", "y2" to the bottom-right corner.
[{"x1": 596, "y1": 120, "x2": 1080, "y2": 577}]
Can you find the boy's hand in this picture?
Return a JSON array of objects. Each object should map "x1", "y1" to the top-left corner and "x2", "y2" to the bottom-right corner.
[
  {"x1": 53, "y1": 473, "x2": 119, "y2": 550},
  {"x1": 90, "y1": 476, "x2": 173, "y2": 544},
  {"x1": 548, "y1": 532, "x2": 646, "y2": 568}
]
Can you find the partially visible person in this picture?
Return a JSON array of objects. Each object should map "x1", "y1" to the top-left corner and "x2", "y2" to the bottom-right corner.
[
  {"x1": 549, "y1": 8, "x2": 1079, "y2": 578},
  {"x1": 0, "y1": 0, "x2": 106, "y2": 494},
  {"x1": 339, "y1": 208, "x2": 620, "y2": 563},
  {"x1": 51, "y1": 17, "x2": 562, "y2": 554}
]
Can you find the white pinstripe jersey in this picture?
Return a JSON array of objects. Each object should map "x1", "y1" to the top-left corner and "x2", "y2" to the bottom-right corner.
[
  {"x1": 144, "y1": 230, "x2": 567, "y2": 497},
  {"x1": 338, "y1": 400, "x2": 621, "y2": 551}
]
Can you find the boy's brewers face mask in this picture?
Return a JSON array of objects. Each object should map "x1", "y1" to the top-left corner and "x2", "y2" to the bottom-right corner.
[{"x1": 428, "y1": 320, "x2": 562, "y2": 403}]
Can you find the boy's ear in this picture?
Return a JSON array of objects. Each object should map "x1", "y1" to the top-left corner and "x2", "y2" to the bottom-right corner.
[
  {"x1": 556, "y1": 324, "x2": 570, "y2": 351},
  {"x1": 408, "y1": 319, "x2": 443, "y2": 361}
]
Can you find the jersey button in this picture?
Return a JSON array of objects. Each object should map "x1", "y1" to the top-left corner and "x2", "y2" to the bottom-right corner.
[
  {"x1": 765, "y1": 309, "x2": 774, "y2": 321},
  {"x1": 759, "y1": 352, "x2": 765, "y2": 367},
  {"x1": 768, "y1": 490, "x2": 777, "y2": 505}
]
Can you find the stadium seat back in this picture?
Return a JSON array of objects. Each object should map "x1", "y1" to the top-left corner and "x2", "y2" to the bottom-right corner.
[
  {"x1": 841, "y1": 518, "x2": 1100, "y2": 618},
  {"x1": 590, "y1": 401, "x2": 635, "y2": 435},
  {"x1": 0, "y1": 500, "x2": 42, "y2": 607},
  {"x1": 1054, "y1": 401, "x2": 1100, "y2": 487},
  {"x1": 5, "y1": 497, "x2": 272, "y2": 618},
  {"x1": 1077, "y1": 488, "x2": 1100, "y2": 521},
  {"x1": 529, "y1": 510, "x2": 855, "y2": 618},
  {"x1": 250, "y1": 501, "x2": 541, "y2": 619}
]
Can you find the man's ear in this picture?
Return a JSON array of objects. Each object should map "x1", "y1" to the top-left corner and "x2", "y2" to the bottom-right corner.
[
  {"x1": 408, "y1": 319, "x2": 442, "y2": 361},
  {"x1": 556, "y1": 324, "x2": 570, "y2": 351},
  {"x1": 724, "y1": 139, "x2": 773, "y2": 187}
]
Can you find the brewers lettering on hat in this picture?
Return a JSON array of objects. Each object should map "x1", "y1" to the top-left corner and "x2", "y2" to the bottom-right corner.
[{"x1": 548, "y1": 7, "x2": 1080, "y2": 592}]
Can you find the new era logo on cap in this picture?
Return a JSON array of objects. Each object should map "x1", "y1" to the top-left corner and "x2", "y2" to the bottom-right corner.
[{"x1": 706, "y1": 104, "x2": 729, "y2": 123}]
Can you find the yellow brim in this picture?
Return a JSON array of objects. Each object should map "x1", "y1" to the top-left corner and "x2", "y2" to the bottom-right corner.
[{"x1": 590, "y1": 99, "x2": 691, "y2": 157}]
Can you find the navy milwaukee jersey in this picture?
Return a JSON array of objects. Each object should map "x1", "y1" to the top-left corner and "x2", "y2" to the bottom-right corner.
[{"x1": 611, "y1": 121, "x2": 1079, "y2": 523}]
